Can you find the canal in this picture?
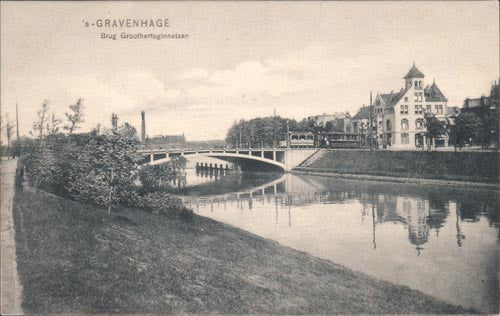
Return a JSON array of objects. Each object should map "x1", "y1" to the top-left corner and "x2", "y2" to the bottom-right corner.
[{"x1": 171, "y1": 162, "x2": 499, "y2": 313}]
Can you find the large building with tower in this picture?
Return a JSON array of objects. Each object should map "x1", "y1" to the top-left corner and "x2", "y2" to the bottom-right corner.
[{"x1": 372, "y1": 64, "x2": 448, "y2": 149}]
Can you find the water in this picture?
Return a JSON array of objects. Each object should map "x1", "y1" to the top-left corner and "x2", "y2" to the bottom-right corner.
[{"x1": 173, "y1": 165, "x2": 499, "y2": 313}]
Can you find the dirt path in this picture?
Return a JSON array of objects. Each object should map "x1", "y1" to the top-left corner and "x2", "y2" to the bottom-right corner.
[{"x1": 1, "y1": 159, "x2": 23, "y2": 315}]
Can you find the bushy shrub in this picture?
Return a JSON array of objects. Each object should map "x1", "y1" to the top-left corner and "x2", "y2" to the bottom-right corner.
[
  {"x1": 126, "y1": 190, "x2": 193, "y2": 221},
  {"x1": 21, "y1": 125, "x2": 194, "y2": 220},
  {"x1": 138, "y1": 156, "x2": 187, "y2": 193}
]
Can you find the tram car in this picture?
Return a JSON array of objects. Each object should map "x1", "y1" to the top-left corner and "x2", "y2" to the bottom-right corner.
[
  {"x1": 279, "y1": 131, "x2": 316, "y2": 148},
  {"x1": 322, "y1": 132, "x2": 361, "y2": 148}
]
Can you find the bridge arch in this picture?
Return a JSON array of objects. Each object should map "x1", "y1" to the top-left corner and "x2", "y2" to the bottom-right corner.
[{"x1": 146, "y1": 152, "x2": 286, "y2": 172}]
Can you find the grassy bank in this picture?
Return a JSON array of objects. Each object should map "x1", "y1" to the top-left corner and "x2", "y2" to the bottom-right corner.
[
  {"x1": 12, "y1": 186, "x2": 471, "y2": 314},
  {"x1": 299, "y1": 149, "x2": 499, "y2": 183}
]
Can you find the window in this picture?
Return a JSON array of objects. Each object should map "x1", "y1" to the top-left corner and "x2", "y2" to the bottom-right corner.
[
  {"x1": 401, "y1": 133, "x2": 409, "y2": 144},
  {"x1": 416, "y1": 118, "x2": 425, "y2": 129},
  {"x1": 414, "y1": 104, "x2": 423, "y2": 114},
  {"x1": 426, "y1": 104, "x2": 432, "y2": 113},
  {"x1": 401, "y1": 119, "x2": 409, "y2": 130},
  {"x1": 414, "y1": 92, "x2": 423, "y2": 102},
  {"x1": 414, "y1": 80, "x2": 418, "y2": 87},
  {"x1": 400, "y1": 104, "x2": 408, "y2": 114},
  {"x1": 404, "y1": 97, "x2": 408, "y2": 102},
  {"x1": 386, "y1": 120, "x2": 392, "y2": 131}
]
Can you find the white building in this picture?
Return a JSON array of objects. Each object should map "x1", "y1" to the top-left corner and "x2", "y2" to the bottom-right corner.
[{"x1": 373, "y1": 64, "x2": 448, "y2": 149}]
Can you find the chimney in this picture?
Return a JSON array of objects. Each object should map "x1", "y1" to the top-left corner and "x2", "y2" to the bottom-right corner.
[
  {"x1": 111, "y1": 113, "x2": 118, "y2": 132},
  {"x1": 141, "y1": 111, "x2": 146, "y2": 143}
]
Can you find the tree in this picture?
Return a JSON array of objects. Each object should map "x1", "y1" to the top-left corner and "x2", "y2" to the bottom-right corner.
[
  {"x1": 47, "y1": 113, "x2": 62, "y2": 135},
  {"x1": 63, "y1": 99, "x2": 85, "y2": 134},
  {"x1": 1, "y1": 113, "x2": 16, "y2": 158},
  {"x1": 31, "y1": 100, "x2": 49, "y2": 139},
  {"x1": 23, "y1": 139, "x2": 58, "y2": 187},
  {"x1": 477, "y1": 112, "x2": 498, "y2": 148},
  {"x1": 65, "y1": 125, "x2": 141, "y2": 214},
  {"x1": 225, "y1": 116, "x2": 292, "y2": 147},
  {"x1": 454, "y1": 112, "x2": 481, "y2": 151},
  {"x1": 424, "y1": 114, "x2": 448, "y2": 150}
]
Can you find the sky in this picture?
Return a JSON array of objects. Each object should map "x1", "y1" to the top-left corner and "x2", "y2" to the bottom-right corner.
[{"x1": 1, "y1": 1, "x2": 499, "y2": 141}]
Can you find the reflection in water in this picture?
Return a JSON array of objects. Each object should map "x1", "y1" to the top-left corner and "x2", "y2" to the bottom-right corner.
[{"x1": 177, "y1": 169, "x2": 499, "y2": 313}]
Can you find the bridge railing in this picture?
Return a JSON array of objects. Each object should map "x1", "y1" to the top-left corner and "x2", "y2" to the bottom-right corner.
[{"x1": 139, "y1": 141, "x2": 320, "y2": 152}]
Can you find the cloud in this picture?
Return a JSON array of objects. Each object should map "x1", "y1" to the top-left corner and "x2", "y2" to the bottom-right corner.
[
  {"x1": 181, "y1": 68, "x2": 209, "y2": 80},
  {"x1": 4, "y1": 43, "x2": 369, "y2": 140}
]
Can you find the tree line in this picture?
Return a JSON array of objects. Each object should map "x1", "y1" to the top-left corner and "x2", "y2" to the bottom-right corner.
[{"x1": 225, "y1": 116, "x2": 348, "y2": 147}]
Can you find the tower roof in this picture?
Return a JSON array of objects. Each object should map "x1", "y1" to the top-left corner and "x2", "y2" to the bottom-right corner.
[{"x1": 404, "y1": 63, "x2": 425, "y2": 79}]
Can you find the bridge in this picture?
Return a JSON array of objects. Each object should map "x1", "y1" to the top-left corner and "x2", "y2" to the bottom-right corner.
[{"x1": 138, "y1": 147, "x2": 318, "y2": 172}]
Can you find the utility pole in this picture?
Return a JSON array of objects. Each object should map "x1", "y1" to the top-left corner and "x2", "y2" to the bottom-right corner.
[
  {"x1": 141, "y1": 110, "x2": 146, "y2": 143},
  {"x1": 286, "y1": 119, "x2": 290, "y2": 148},
  {"x1": 238, "y1": 126, "x2": 242, "y2": 149},
  {"x1": 16, "y1": 103, "x2": 20, "y2": 140},
  {"x1": 369, "y1": 92, "x2": 373, "y2": 150}
]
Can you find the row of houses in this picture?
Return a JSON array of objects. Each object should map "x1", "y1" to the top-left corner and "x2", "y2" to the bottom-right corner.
[{"x1": 311, "y1": 64, "x2": 498, "y2": 150}]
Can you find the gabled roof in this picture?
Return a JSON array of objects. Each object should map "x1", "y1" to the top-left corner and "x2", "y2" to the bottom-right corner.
[
  {"x1": 380, "y1": 90, "x2": 405, "y2": 107},
  {"x1": 424, "y1": 82, "x2": 447, "y2": 102},
  {"x1": 352, "y1": 105, "x2": 373, "y2": 120},
  {"x1": 404, "y1": 64, "x2": 425, "y2": 79}
]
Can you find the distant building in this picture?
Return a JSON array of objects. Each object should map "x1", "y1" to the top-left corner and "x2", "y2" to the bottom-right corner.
[
  {"x1": 373, "y1": 63, "x2": 449, "y2": 149},
  {"x1": 351, "y1": 105, "x2": 375, "y2": 146},
  {"x1": 461, "y1": 81, "x2": 499, "y2": 147},
  {"x1": 308, "y1": 112, "x2": 350, "y2": 127},
  {"x1": 145, "y1": 134, "x2": 186, "y2": 148},
  {"x1": 462, "y1": 81, "x2": 499, "y2": 115}
]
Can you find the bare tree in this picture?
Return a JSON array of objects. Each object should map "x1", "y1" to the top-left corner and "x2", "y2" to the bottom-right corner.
[
  {"x1": 47, "y1": 113, "x2": 62, "y2": 135},
  {"x1": 63, "y1": 98, "x2": 85, "y2": 134},
  {"x1": 31, "y1": 100, "x2": 50, "y2": 139}
]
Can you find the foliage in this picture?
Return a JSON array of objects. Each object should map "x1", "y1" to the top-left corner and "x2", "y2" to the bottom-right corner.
[
  {"x1": 225, "y1": 116, "x2": 327, "y2": 147},
  {"x1": 424, "y1": 114, "x2": 448, "y2": 149},
  {"x1": 22, "y1": 138, "x2": 59, "y2": 188},
  {"x1": 476, "y1": 111, "x2": 498, "y2": 148},
  {"x1": 63, "y1": 99, "x2": 85, "y2": 134},
  {"x1": 65, "y1": 126, "x2": 142, "y2": 212},
  {"x1": 1, "y1": 113, "x2": 16, "y2": 151},
  {"x1": 47, "y1": 113, "x2": 62, "y2": 136},
  {"x1": 30, "y1": 100, "x2": 49, "y2": 139},
  {"x1": 454, "y1": 112, "x2": 481, "y2": 150},
  {"x1": 22, "y1": 123, "x2": 191, "y2": 219},
  {"x1": 128, "y1": 191, "x2": 187, "y2": 213},
  {"x1": 21, "y1": 101, "x2": 191, "y2": 219},
  {"x1": 138, "y1": 156, "x2": 187, "y2": 193}
]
